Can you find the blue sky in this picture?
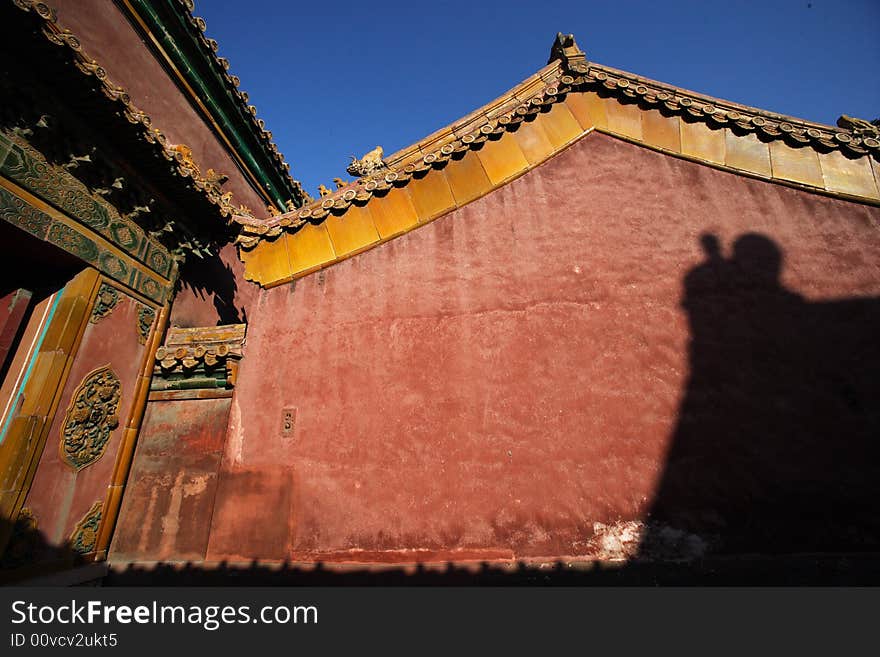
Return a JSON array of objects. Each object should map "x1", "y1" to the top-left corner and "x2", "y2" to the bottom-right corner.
[{"x1": 195, "y1": 0, "x2": 880, "y2": 202}]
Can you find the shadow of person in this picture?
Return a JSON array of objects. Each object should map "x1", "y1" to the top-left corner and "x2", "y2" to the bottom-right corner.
[{"x1": 639, "y1": 232, "x2": 880, "y2": 559}]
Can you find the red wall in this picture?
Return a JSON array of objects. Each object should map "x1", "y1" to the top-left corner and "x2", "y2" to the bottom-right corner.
[
  {"x1": 111, "y1": 398, "x2": 231, "y2": 562},
  {"x1": 180, "y1": 134, "x2": 880, "y2": 561},
  {"x1": 168, "y1": 243, "x2": 256, "y2": 328},
  {"x1": 0, "y1": 290, "x2": 31, "y2": 372}
]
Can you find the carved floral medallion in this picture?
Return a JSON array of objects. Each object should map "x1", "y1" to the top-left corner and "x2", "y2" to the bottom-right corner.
[
  {"x1": 69, "y1": 502, "x2": 102, "y2": 554},
  {"x1": 136, "y1": 304, "x2": 156, "y2": 345},
  {"x1": 60, "y1": 366, "x2": 120, "y2": 470},
  {"x1": 89, "y1": 283, "x2": 119, "y2": 324}
]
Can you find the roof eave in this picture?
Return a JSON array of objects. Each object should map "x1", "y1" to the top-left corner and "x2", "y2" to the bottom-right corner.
[{"x1": 115, "y1": 0, "x2": 307, "y2": 209}]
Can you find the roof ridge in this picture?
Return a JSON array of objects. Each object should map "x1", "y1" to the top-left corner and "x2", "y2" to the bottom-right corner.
[
  {"x1": 232, "y1": 60, "x2": 570, "y2": 246},
  {"x1": 232, "y1": 32, "x2": 879, "y2": 249},
  {"x1": 584, "y1": 61, "x2": 876, "y2": 151}
]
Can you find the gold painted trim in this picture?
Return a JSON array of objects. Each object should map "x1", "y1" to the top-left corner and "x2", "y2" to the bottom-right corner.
[
  {"x1": 0, "y1": 268, "x2": 100, "y2": 557},
  {"x1": 58, "y1": 364, "x2": 121, "y2": 472},
  {"x1": 69, "y1": 500, "x2": 102, "y2": 555},
  {"x1": 94, "y1": 299, "x2": 170, "y2": 561}
]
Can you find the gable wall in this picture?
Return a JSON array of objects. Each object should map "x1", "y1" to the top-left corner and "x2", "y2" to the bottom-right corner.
[{"x1": 150, "y1": 132, "x2": 880, "y2": 561}]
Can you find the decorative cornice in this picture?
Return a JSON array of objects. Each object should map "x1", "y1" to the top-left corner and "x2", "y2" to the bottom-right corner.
[
  {"x1": 116, "y1": 0, "x2": 307, "y2": 209},
  {"x1": 232, "y1": 32, "x2": 878, "y2": 252},
  {"x1": 0, "y1": 131, "x2": 175, "y2": 280},
  {"x1": 0, "y1": 183, "x2": 170, "y2": 303},
  {"x1": 11, "y1": 0, "x2": 244, "y2": 220},
  {"x1": 151, "y1": 323, "x2": 245, "y2": 396},
  {"x1": 579, "y1": 63, "x2": 879, "y2": 156}
]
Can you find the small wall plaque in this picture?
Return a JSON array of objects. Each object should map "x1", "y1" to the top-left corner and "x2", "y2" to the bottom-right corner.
[{"x1": 282, "y1": 407, "x2": 297, "y2": 438}]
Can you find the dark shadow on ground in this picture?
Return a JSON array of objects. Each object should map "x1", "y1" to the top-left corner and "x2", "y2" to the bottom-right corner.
[
  {"x1": 97, "y1": 554, "x2": 880, "y2": 586},
  {"x1": 0, "y1": 513, "x2": 92, "y2": 586}
]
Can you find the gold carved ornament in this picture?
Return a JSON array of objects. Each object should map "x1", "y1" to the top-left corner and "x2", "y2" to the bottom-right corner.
[
  {"x1": 60, "y1": 366, "x2": 121, "y2": 471},
  {"x1": 69, "y1": 501, "x2": 102, "y2": 554},
  {"x1": 89, "y1": 283, "x2": 119, "y2": 323},
  {"x1": 136, "y1": 304, "x2": 156, "y2": 345},
  {"x1": 346, "y1": 145, "x2": 386, "y2": 178}
]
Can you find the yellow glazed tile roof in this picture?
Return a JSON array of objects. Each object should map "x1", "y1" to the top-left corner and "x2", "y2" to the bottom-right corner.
[{"x1": 231, "y1": 33, "x2": 880, "y2": 287}]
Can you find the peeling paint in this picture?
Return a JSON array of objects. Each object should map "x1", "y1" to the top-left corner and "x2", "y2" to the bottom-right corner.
[
  {"x1": 588, "y1": 520, "x2": 710, "y2": 562},
  {"x1": 226, "y1": 396, "x2": 244, "y2": 467},
  {"x1": 183, "y1": 474, "x2": 210, "y2": 497},
  {"x1": 159, "y1": 471, "x2": 186, "y2": 555}
]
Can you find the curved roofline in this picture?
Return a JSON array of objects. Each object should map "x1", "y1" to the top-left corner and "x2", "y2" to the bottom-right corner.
[
  {"x1": 234, "y1": 32, "x2": 879, "y2": 248},
  {"x1": 232, "y1": 33, "x2": 879, "y2": 287},
  {"x1": 114, "y1": 0, "x2": 308, "y2": 210}
]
